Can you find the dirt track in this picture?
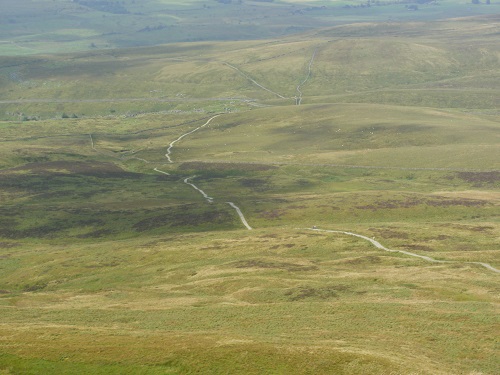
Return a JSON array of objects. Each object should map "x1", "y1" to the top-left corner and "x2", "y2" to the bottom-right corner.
[
  {"x1": 226, "y1": 202, "x2": 252, "y2": 230},
  {"x1": 307, "y1": 228, "x2": 500, "y2": 274},
  {"x1": 295, "y1": 48, "x2": 317, "y2": 105},
  {"x1": 165, "y1": 114, "x2": 221, "y2": 163}
]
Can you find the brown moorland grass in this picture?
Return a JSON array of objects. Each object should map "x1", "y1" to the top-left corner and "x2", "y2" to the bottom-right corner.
[{"x1": 0, "y1": 228, "x2": 498, "y2": 374}]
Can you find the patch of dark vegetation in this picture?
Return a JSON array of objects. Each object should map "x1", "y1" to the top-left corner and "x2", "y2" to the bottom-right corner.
[
  {"x1": 270, "y1": 243, "x2": 296, "y2": 250},
  {"x1": 76, "y1": 229, "x2": 116, "y2": 238},
  {"x1": 455, "y1": 245, "x2": 475, "y2": 252},
  {"x1": 34, "y1": 190, "x2": 76, "y2": 199},
  {"x1": 318, "y1": 205, "x2": 341, "y2": 211},
  {"x1": 138, "y1": 239, "x2": 166, "y2": 248},
  {"x1": 22, "y1": 281, "x2": 48, "y2": 292},
  {"x1": 436, "y1": 223, "x2": 495, "y2": 232},
  {"x1": 3, "y1": 161, "x2": 141, "y2": 179},
  {"x1": 356, "y1": 195, "x2": 488, "y2": 210},
  {"x1": 0, "y1": 206, "x2": 21, "y2": 219},
  {"x1": 456, "y1": 171, "x2": 500, "y2": 186},
  {"x1": 240, "y1": 178, "x2": 271, "y2": 191},
  {"x1": 259, "y1": 209, "x2": 287, "y2": 219},
  {"x1": 232, "y1": 259, "x2": 318, "y2": 272},
  {"x1": 178, "y1": 162, "x2": 275, "y2": 172},
  {"x1": 73, "y1": 0, "x2": 129, "y2": 14},
  {"x1": 218, "y1": 119, "x2": 245, "y2": 130},
  {"x1": 434, "y1": 235, "x2": 451, "y2": 240},
  {"x1": 403, "y1": 244, "x2": 434, "y2": 252},
  {"x1": 138, "y1": 24, "x2": 168, "y2": 33},
  {"x1": 68, "y1": 216, "x2": 106, "y2": 226},
  {"x1": 18, "y1": 156, "x2": 50, "y2": 164},
  {"x1": 200, "y1": 245, "x2": 224, "y2": 250},
  {"x1": 0, "y1": 290, "x2": 10, "y2": 294},
  {"x1": 133, "y1": 206, "x2": 232, "y2": 232},
  {"x1": 0, "y1": 242, "x2": 19, "y2": 249},
  {"x1": 0, "y1": 212, "x2": 107, "y2": 239},
  {"x1": 285, "y1": 284, "x2": 351, "y2": 301},
  {"x1": 0, "y1": 217, "x2": 17, "y2": 229},
  {"x1": 259, "y1": 234, "x2": 278, "y2": 239},
  {"x1": 0, "y1": 224, "x2": 63, "y2": 239},
  {"x1": 468, "y1": 226, "x2": 495, "y2": 232},
  {"x1": 155, "y1": 174, "x2": 176, "y2": 182},
  {"x1": 343, "y1": 256, "x2": 382, "y2": 265}
]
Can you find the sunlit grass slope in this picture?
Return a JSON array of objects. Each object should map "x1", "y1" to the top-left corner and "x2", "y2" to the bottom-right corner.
[
  {"x1": 1, "y1": 228, "x2": 499, "y2": 374},
  {"x1": 1, "y1": 16, "x2": 499, "y2": 123},
  {"x1": 166, "y1": 104, "x2": 500, "y2": 169}
]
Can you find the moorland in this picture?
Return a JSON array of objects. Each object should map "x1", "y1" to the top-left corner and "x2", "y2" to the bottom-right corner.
[{"x1": 0, "y1": 1, "x2": 499, "y2": 374}]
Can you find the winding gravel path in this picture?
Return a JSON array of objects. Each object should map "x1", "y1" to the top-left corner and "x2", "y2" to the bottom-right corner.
[
  {"x1": 226, "y1": 202, "x2": 252, "y2": 230},
  {"x1": 295, "y1": 48, "x2": 317, "y2": 106},
  {"x1": 89, "y1": 134, "x2": 96, "y2": 150},
  {"x1": 307, "y1": 228, "x2": 500, "y2": 274},
  {"x1": 224, "y1": 62, "x2": 287, "y2": 100},
  {"x1": 181, "y1": 176, "x2": 252, "y2": 230},
  {"x1": 165, "y1": 114, "x2": 221, "y2": 163},
  {"x1": 183, "y1": 176, "x2": 214, "y2": 203},
  {"x1": 153, "y1": 168, "x2": 170, "y2": 175}
]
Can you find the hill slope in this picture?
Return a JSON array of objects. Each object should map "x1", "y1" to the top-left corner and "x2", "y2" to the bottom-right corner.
[{"x1": 0, "y1": 14, "x2": 499, "y2": 375}]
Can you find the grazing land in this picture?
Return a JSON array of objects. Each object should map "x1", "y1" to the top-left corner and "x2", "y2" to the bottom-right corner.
[{"x1": 0, "y1": 3, "x2": 499, "y2": 375}]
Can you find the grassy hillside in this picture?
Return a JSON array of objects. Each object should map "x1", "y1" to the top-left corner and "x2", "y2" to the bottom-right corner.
[
  {"x1": 1, "y1": 0, "x2": 500, "y2": 56},
  {"x1": 1, "y1": 16, "x2": 499, "y2": 122},
  {"x1": 0, "y1": 13, "x2": 499, "y2": 375}
]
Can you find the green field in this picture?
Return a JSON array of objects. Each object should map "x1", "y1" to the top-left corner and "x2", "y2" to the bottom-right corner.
[{"x1": 0, "y1": 3, "x2": 499, "y2": 375}]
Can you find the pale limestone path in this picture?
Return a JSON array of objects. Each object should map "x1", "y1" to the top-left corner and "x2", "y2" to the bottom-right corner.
[
  {"x1": 89, "y1": 134, "x2": 96, "y2": 150},
  {"x1": 224, "y1": 62, "x2": 287, "y2": 100},
  {"x1": 307, "y1": 228, "x2": 500, "y2": 274},
  {"x1": 295, "y1": 48, "x2": 317, "y2": 105},
  {"x1": 183, "y1": 176, "x2": 214, "y2": 203},
  {"x1": 226, "y1": 202, "x2": 252, "y2": 230},
  {"x1": 165, "y1": 114, "x2": 221, "y2": 163},
  {"x1": 153, "y1": 168, "x2": 170, "y2": 175},
  {"x1": 182, "y1": 175, "x2": 252, "y2": 230}
]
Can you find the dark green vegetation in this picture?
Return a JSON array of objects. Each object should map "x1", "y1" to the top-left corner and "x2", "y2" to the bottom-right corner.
[{"x1": 0, "y1": 2, "x2": 499, "y2": 375}]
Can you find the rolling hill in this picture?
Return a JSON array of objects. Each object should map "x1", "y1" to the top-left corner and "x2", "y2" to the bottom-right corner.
[{"x1": 0, "y1": 7, "x2": 499, "y2": 375}]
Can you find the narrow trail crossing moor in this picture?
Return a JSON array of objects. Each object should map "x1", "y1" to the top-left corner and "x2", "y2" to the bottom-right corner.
[
  {"x1": 89, "y1": 134, "x2": 96, "y2": 150},
  {"x1": 224, "y1": 62, "x2": 287, "y2": 100},
  {"x1": 306, "y1": 228, "x2": 500, "y2": 274},
  {"x1": 182, "y1": 176, "x2": 253, "y2": 230},
  {"x1": 154, "y1": 168, "x2": 170, "y2": 175},
  {"x1": 295, "y1": 48, "x2": 317, "y2": 106},
  {"x1": 165, "y1": 114, "x2": 221, "y2": 163},
  {"x1": 183, "y1": 176, "x2": 214, "y2": 203},
  {"x1": 226, "y1": 202, "x2": 252, "y2": 230}
]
